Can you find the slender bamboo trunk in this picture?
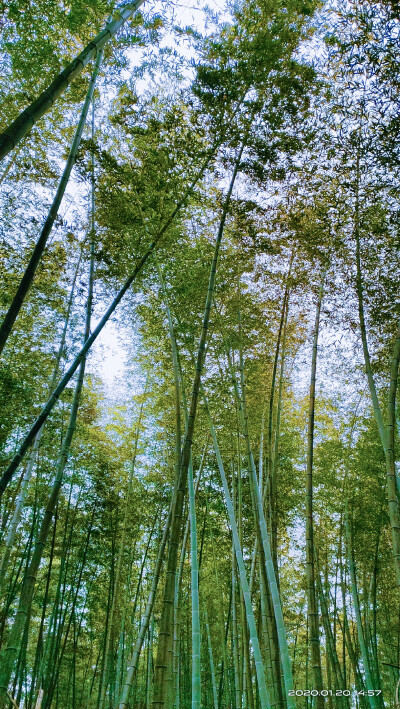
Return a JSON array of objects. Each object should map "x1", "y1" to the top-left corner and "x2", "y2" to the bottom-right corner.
[
  {"x1": 99, "y1": 406, "x2": 145, "y2": 709},
  {"x1": 315, "y1": 558, "x2": 348, "y2": 708},
  {"x1": 367, "y1": 538, "x2": 381, "y2": 695},
  {"x1": 0, "y1": 40, "x2": 102, "y2": 355},
  {"x1": 157, "y1": 253, "x2": 208, "y2": 709},
  {"x1": 200, "y1": 384, "x2": 270, "y2": 708},
  {"x1": 243, "y1": 606, "x2": 255, "y2": 709},
  {"x1": 0, "y1": 2, "x2": 146, "y2": 161},
  {"x1": 232, "y1": 552, "x2": 241, "y2": 709},
  {"x1": 35, "y1": 492, "x2": 76, "y2": 704},
  {"x1": 117, "y1": 499, "x2": 174, "y2": 708},
  {"x1": 217, "y1": 581, "x2": 233, "y2": 709},
  {"x1": 244, "y1": 443, "x2": 281, "y2": 706},
  {"x1": 43, "y1": 513, "x2": 94, "y2": 708},
  {"x1": 0, "y1": 176, "x2": 96, "y2": 703},
  {"x1": 208, "y1": 503, "x2": 231, "y2": 709},
  {"x1": 344, "y1": 502, "x2": 381, "y2": 709},
  {"x1": 155, "y1": 253, "x2": 183, "y2": 707},
  {"x1": 188, "y1": 458, "x2": 201, "y2": 708},
  {"x1": 173, "y1": 455, "x2": 206, "y2": 708},
  {"x1": 152, "y1": 139, "x2": 247, "y2": 709},
  {"x1": 353, "y1": 149, "x2": 400, "y2": 585},
  {"x1": 0, "y1": 251, "x2": 81, "y2": 593},
  {"x1": 115, "y1": 542, "x2": 137, "y2": 699},
  {"x1": 98, "y1": 569, "x2": 114, "y2": 709},
  {"x1": 267, "y1": 254, "x2": 293, "y2": 573},
  {"x1": 271, "y1": 291, "x2": 290, "y2": 528},
  {"x1": 305, "y1": 274, "x2": 325, "y2": 708},
  {"x1": 28, "y1": 506, "x2": 58, "y2": 708},
  {"x1": 259, "y1": 566, "x2": 282, "y2": 709},
  {"x1": 205, "y1": 608, "x2": 218, "y2": 709},
  {"x1": 225, "y1": 331, "x2": 295, "y2": 706}
]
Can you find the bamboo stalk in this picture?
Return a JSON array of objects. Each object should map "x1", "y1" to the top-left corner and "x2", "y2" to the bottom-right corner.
[
  {"x1": 305, "y1": 272, "x2": 326, "y2": 708},
  {"x1": 344, "y1": 501, "x2": 381, "y2": 709},
  {"x1": 0, "y1": 250, "x2": 81, "y2": 594},
  {"x1": 152, "y1": 138, "x2": 247, "y2": 709},
  {"x1": 0, "y1": 225, "x2": 95, "y2": 701},
  {"x1": 200, "y1": 386, "x2": 270, "y2": 708},
  {"x1": 224, "y1": 331, "x2": 295, "y2": 707},
  {"x1": 0, "y1": 44, "x2": 103, "y2": 354}
]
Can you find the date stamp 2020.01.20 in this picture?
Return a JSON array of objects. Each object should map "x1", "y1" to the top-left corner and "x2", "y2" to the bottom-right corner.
[{"x1": 288, "y1": 689, "x2": 382, "y2": 698}]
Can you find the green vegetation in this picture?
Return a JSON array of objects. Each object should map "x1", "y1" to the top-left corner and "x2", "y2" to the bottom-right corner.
[{"x1": 0, "y1": 0, "x2": 399, "y2": 707}]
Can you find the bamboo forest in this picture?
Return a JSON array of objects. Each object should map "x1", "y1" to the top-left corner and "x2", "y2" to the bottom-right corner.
[{"x1": 1, "y1": 0, "x2": 400, "y2": 707}]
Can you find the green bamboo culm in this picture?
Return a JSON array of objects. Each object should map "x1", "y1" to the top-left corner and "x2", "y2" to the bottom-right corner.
[
  {"x1": 204, "y1": 608, "x2": 218, "y2": 709},
  {"x1": 344, "y1": 500, "x2": 381, "y2": 709},
  {"x1": 305, "y1": 272, "x2": 326, "y2": 709},
  {"x1": 0, "y1": 41, "x2": 105, "y2": 356},
  {"x1": 156, "y1": 255, "x2": 209, "y2": 709},
  {"x1": 99, "y1": 404, "x2": 145, "y2": 709},
  {"x1": 0, "y1": 187, "x2": 96, "y2": 708},
  {"x1": 152, "y1": 135, "x2": 248, "y2": 709},
  {"x1": 200, "y1": 384, "x2": 271, "y2": 709},
  {"x1": 188, "y1": 461, "x2": 201, "y2": 708},
  {"x1": 315, "y1": 557, "x2": 349, "y2": 709},
  {"x1": 117, "y1": 498, "x2": 174, "y2": 708},
  {"x1": 224, "y1": 331, "x2": 296, "y2": 708},
  {"x1": 0, "y1": 251, "x2": 82, "y2": 596},
  {"x1": 155, "y1": 238, "x2": 267, "y2": 705}
]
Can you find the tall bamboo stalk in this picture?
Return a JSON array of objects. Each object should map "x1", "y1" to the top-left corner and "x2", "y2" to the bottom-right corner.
[
  {"x1": 344, "y1": 501, "x2": 381, "y2": 709},
  {"x1": 173, "y1": 454, "x2": 206, "y2": 708},
  {"x1": 0, "y1": 42, "x2": 103, "y2": 355},
  {"x1": 205, "y1": 608, "x2": 218, "y2": 709},
  {"x1": 207, "y1": 498, "x2": 231, "y2": 709},
  {"x1": 225, "y1": 331, "x2": 295, "y2": 707},
  {"x1": 43, "y1": 513, "x2": 94, "y2": 708},
  {"x1": 266, "y1": 253, "x2": 293, "y2": 571},
  {"x1": 117, "y1": 499, "x2": 174, "y2": 708},
  {"x1": 0, "y1": 119, "x2": 97, "y2": 700},
  {"x1": 99, "y1": 404, "x2": 146, "y2": 708},
  {"x1": 0, "y1": 251, "x2": 81, "y2": 596},
  {"x1": 188, "y1": 459, "x2": 201, "y2": 708},
  {"x1": 305, "y1": 273, "x2": 325, "y2": 708},
  {"x1": 152, "y1": 138, "x2": 246, "y2": 709},
  {"x1": 315, "y1": 558, "x2": 349, "y2": 708},
  {"x1": 0, "y1": 219, "x2": 95, "y2": 703},
  {"x1": 353, "y1": 146, "x2": 400, "y2": 586},
  {"x1": 200, "y1": 385, "x2": 270, "y2": 708}
]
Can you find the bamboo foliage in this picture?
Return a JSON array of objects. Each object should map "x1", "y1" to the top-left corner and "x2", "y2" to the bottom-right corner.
[
  {"x1": 201, "y1": 383, "x2": 271, "y2": 709},
  {"x1": 0, "y1": 45, "x2": 104, "y2": 355},
  {"x1": 0, "y1": 1, "x2": 145, "y2": 161},
  {"x1": 0, "y1": 146, "x2": 217, "y2": 498},
  {"x1": 344, "y1": 501, "x2": 381, "y2": 709},
  {"x1": 1, "y1": 1, "x2": 399, "y2": 707},
  {"x1": 223, "y1": 325, "x2": 296, "y2": 707}
]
